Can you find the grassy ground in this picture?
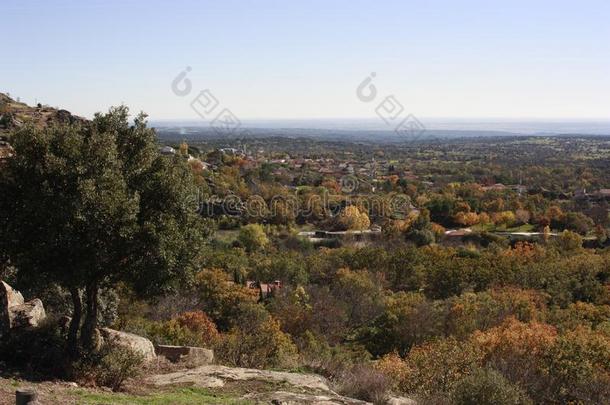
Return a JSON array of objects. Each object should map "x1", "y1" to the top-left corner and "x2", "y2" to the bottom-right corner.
[
  {"x1": 471, "y1": 223, "x2": 536, "y2": 233},
  {"x1": 75, "y1": 387, "x2": 252, "y2": 405},
  {"x1": 213, "y1": 229, "x2": 240, "y2": 243},
  {"x1": 214, "y1": 223, "x2": 316, "y2": 244},
  {"x1": 0, "y1": 378, "x2": 253, "y2": 405}
]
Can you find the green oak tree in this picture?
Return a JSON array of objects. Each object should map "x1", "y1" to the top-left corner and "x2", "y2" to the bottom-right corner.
[{"x1": 0, "y1": 106, "x2": 208, "y2": 354}]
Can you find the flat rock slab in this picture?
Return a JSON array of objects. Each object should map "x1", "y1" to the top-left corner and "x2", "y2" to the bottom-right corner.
[
  {"x1": 146, "y1": 364, "x2": 330, "y2": 392},
  {"x1": 245, "y1": 390, "x2": 372, "y2": 405},
  {"x1": 155, "y1": 345, "x2": 214, "y2": 366}
]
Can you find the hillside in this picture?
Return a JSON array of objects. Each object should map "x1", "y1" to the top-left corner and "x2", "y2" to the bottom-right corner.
[{"x1": 0, "y1": 93, "x2": 86, "y2": 138}]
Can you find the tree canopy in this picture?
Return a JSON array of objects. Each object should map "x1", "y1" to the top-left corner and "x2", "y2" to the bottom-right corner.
[{"x1": 0, "y1": 107, "x2": 208, "y2": 351}]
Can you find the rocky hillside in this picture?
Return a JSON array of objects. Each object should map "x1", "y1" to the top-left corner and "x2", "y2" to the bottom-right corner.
[{"x1": 0, "y1": 93, "x2": 86, "y2": 138}]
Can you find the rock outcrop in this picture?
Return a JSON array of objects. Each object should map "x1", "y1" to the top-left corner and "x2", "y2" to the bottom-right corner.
[
  {"x1": 155, "y1": 345, "x2": 214, "y2": 366},
  {"x1": 99, "y1": 328, "x2": 156, "y2": 361},
  {"x1": 145, "y1": 364, "x2": 418, "y2": 404},
  {"x1": 9, "y1": 298, "x2": 46, "y2": 329},
  {"x1": 0, "y1": 281, "x2": 46, "y2": 336},
  {"x1": 0, "y1": 281, "x2": 24, "y2": 307},
  {"x1": 0, "y1": 93, "x2": 87, "y2": 137},
  {"x1": 244, "y1": 390, "x2": 371, "y2": 404},
  {"x1": 147, "y1": 364, "x2": 332, "y2": 391}
]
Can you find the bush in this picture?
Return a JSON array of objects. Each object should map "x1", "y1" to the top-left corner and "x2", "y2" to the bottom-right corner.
[
  {"x1": 216, "y1": 316, "x2": 298, "y2": 369},
  {"x1": 541, "y1": 326, "x2": 610, "y2": 403},
  {"x1": 375, "y1": 352, "x2": 410, "y2": 392},
  {"x1": 173, "y1": 310, "x2": 220, "y2": 345},
  {"x1": 377, "y1": 338, "x2": 483, "y2": 397},
  {"x1": 334, "y1": 363, "x2": 391, "y2": 404},
  {"x1": 471, "y1": 317, "x2": 557, "y2": 394},
  {"x1": 148, "y1": 319, "x2": 206, "y2": 346},
  {"x1": 452, "y1": 368, "x2": 533, "y2": 405},
  {"x1": 0, "y1": 320, "x2": 141, "y2": 391},
  {"x1": 472, "y1": 318, "x2": 557, "y2": 367},
  {"x1": 72, "y1": 341, "x2": 143, "y2": 391},
  {"x1": 445, "y1": 288, "x2": 548, "y2": 340},
  {"x1": 119, "y1": 310, "x2": 219, "y2": 348},
  {"x1": 297, "y1": 331, "x2": 372, "y2": 381},
  {"x1": 237, "y1": 223, "x2": 269, "y2": 252},
  {"x1": 0, "y1": 318, "x2": 67, "y2": 378}
]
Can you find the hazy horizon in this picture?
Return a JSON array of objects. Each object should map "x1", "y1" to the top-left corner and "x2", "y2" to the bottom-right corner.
[{"x1": 150, "y1": 117, "x2": 610, "y2": 136}]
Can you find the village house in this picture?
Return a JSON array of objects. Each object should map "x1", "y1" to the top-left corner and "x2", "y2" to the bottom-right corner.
[
  {"x1": 593, "y1": 189, "x2": 610, "y2": 200},
  {"x1": 246, "y1": 280, "x2": 282, "y2": 300},
  {"x1": 159, "y1": 145, "x2": 176, "y2": 155}
]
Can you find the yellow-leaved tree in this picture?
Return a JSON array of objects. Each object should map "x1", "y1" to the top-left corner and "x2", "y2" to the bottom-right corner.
[{"x1": 336, "y1": 205, "x2": 370, "y2": 231}]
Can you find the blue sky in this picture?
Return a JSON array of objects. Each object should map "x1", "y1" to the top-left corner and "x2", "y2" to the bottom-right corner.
[{"x1": 2, "y1": 0, "x2": 609, "y2": 120}]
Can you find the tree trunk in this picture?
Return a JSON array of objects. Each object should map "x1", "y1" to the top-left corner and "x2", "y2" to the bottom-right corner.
[
  {"x1": 81, "y1": 282, "x2": 99, "y2": 351},
  {"x1": 67, "y1": 287, "x2": 82, "y2": 358}
]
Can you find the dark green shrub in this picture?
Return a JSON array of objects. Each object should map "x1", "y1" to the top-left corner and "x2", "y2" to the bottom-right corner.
[
  {"x1": 0, "y1": 318, "x2": 67, "y2": 378},
  {"x1": 72, "y1": 341, "x2": 143, "y2": 391},
  {"x1": 452, "y1": 367, "x2": 532, "y2": 405},
  {"x1": 335, "y1": 363, "x2": 391, "y2": 404},
  {"x1": 215, "y1": 316, "x2": 298, "y2": 369}
]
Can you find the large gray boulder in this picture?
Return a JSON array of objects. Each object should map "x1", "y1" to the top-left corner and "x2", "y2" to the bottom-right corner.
[
  {"x1": 155, "y1": 345, "x2": 214, "y2": 366},
  {"x1": 0, "y1": 281, "x2": 46, "y2": 336},
  {"x1": 0, "y1": 280, "x2": 24, "y2": 306},
  {"x1": 99, "y1": 328, "x2": 156, "y2": 361},
  {"x1": 10, "y1": 298, "x2": 46, "y2": 329}
]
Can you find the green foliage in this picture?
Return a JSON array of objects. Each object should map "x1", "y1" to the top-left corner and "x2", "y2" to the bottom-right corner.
[
  {"x1": 3, "y1": 122, "x2": 610, "y2": 402},
  {"x1": 359, "y1": 292, "x2": 440, "y2": 356},
  {"x1": 192, "y1": 268, "x2": 258, "y2": 330},
  {"x1": 335, "y1": 205, "x2": 370, "y2": 231},
  {"x1": 73, "y1": 342, "x2": 143, "y2": 391},
  {"x1": 377, "y1": 338, "x2": 483, "y2": 397},
  {"x1": 216, "y1": 316, "x2": 298, "y2": 369},
  {"x1": 0, "y1": 319, "x2": 67, "y2": 378},
  {"x1": 0, "y1": 106, "x2": 209, "y2": 350},
  {"x1": 426, "y1": 194, "x2": 456, "y2": 225},
  {"x1": 452, "y1": 367, "x2": 533, "y2": 405},
  {"x1": 405, "y1": 209, "x2": 435, "y2": 246},
  {"x1": 361, "y1": 287, "x2": 548, "y2": 357},
  {"x1": 334, "y1": 364, "x2": 391, "y2": 404},
  {"x1": 553, "y1": 229, "x2": 583, "y2": 251},
  {"x1": 71, "y1": 341, "x2": 144, "y2": 391},
  {"x1": 119, "y1": 310, "x2": 219, "y2": 348},
  {"x1": 249, "y1": 250, "x2": 308, "y2": 285},
  {"x1": 332, "y1": 268, "x2": 385, "y2": 329},
  {"x1": 237, "y1": 223, "x2": 269, "y2": 252},
  {"x1": 74, "y1": 387, "x2": 251, "y2": 405},
  {"x1": 1, "y1": 320, "x2": 141, "y2": 391},
  {"x1": 541, "y1": 327, "x2": 610, "y2": 403}
]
